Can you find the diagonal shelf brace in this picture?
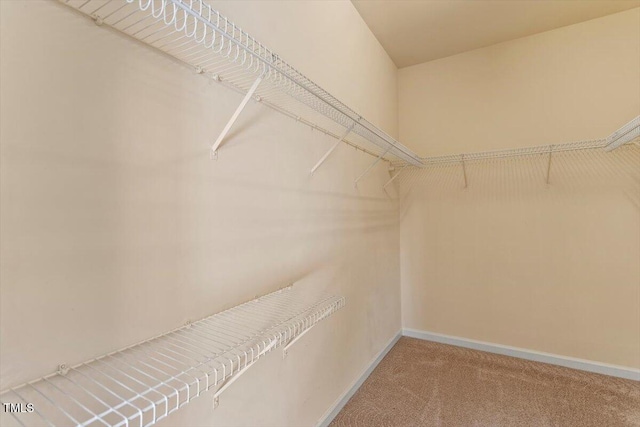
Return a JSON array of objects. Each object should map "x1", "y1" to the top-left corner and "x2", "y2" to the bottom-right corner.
[
  {"x1": 461, "y1": 154, "x2": 468, "y2": 188},
  {"x1": 354, "y1": 146, "x2": 393, "y2": 187},
  {"x1": 212, "y1": 338, "x2": 277, "y2": 409},
  {"x1": 282, "y1": 327, "x2": 313, "y2": 359},
  {"x1": 211, "y1": 73, "x2": 265, "y2": 158},
  {"x1": 310, "y1": 122, "x2": 356, "y2": 175},
  {"x1": 383, "y1": 165, "x2": 408, "y2": 190},
  {"x1": 546, "y1": 145, "x2": 554, "y2": 184},
  {"x1": 282, "y1": 306, "x2": 334, "y2": 358}
]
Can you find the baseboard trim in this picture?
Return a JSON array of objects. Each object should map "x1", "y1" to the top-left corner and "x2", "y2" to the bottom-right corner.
[
  {"x1": 403, "y1": 328, "x2": 640, "y2": 381},
  {"x1": 316, "y1": 331, "x2": 402, "y2": 427}
]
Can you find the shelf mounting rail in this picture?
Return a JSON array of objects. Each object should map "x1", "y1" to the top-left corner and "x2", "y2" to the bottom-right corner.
[{"x1": 0, "y1": 286, "x2": 345, "y2": 427}]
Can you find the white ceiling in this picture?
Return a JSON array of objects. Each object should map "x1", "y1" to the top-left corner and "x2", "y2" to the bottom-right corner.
[{"x1": 351, "y1": 1, "x2": 640, "y2": 68}]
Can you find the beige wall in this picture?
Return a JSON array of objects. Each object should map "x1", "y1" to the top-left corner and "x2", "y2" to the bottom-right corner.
[
  {"x1": 399, "y1": 8, "x2": 640, "y2": 157},
  {"x1": 2, "y1": 4, "x2": 639, "y2": 427},
  {"x1": 0, "y1": 1, "x2": 400, "y2": 426},
  {"x1": 398, "y1": 9, "x2": 640, "y2": 368}
]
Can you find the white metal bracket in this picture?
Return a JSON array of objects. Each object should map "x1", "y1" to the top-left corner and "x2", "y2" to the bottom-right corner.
[
  {"x1": 461, "y1": 154, "x2": 468, "y2": 188},
  {"x1": 354, "y1": 146, "x2": 393, "y2": 187},
  {"x1": 383, "y1": 165, "x2": 408, "y2": 190},
  {"x1": 210, "y1": 73, "x2": 265, "y2": 158},
  {"x1": 212, "y1": 338, "x2": 277, "y2": 409},
  {"x1": 310, "y1": 122, "x2": 356, "y2": 175},
  {"x1": 282, "y1": 327, "x2": 313, "y2": 359},
  {"x1": 212, "y1": 359, "x2": 258, "y2": 409},
  {"x1": 282, "y1": 305, "x2": 335, "y2": 358},
  {"x1": 546, "y1": 145, "x2": 554, "y2": 185}
]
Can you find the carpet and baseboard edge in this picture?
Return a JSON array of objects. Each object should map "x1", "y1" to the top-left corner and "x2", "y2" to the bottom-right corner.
[
  {"x1": 316, "y1": 331, "x2": 402, "y2": 427},
  {"x1": 317, "y1": 328, "x2": 638, "y2": 426},
  {"x1": 403, "y1": 328, "x2": 640, "y2": 381}
]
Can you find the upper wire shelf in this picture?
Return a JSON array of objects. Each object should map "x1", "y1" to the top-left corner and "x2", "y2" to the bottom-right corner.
[
  {"x1": 59, "y1": 0, "x2": 423, "y2": 167},
  {"x1": 0, "y1": 286, "x2": 345, "y2": 427},
  {"x1": 384, "y1": 117, "x2": 638, "y2": 190},
  {"x1": 605, "y1": 115, "x2": 640, "y2": 152},
  {"x1": 418, "y1": 138, "x2": 608, "y2": 166},
  {"x1": 389, "y1": 116, "x2": 640, "y2": 169}
]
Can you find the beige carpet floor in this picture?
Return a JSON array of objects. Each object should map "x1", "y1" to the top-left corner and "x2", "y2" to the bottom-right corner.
[{"x1": 330, "y1": 337, "x2": 640, "y2": 427}]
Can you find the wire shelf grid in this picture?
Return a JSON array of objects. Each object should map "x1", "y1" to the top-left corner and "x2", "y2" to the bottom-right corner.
[
  {"x1": 605, "y1": 116, "x2": 640, "y2": 151},
  {"x1": 430, "y1": 138, "x2": 607, "y2": 165},
  {"x1": 389, "y1": 138, "x2": 610, "y2": 169},
  {"x1": 0, "y1": 286, "x2": 345, "y2": 427},
  {"x1": 59, "y1": 0, "x2": 423, "y2": 166}
]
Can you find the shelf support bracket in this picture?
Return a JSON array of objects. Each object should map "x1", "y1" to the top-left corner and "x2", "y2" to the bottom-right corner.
[
  {"x1": 310, "y1": 122, "x2": 356, "y2": 175},
  {"x1": 461, "y1": 154, "x2": 468, "y2": 188},
  {"x1": 383, "y1": 165, "x2": 408, "y2": 190},
  {"x1": 211, "y1": 73, "x2": 265, "y2": 158},
  {"x1": 282, "y1": 306, "x2": 333, "y2": 358},
  {"x1": 354, "y1": 146, "x2": 393, "y2": 187},
  {"x1": 213, "y1": 338, "x2": 277, "y2": 408},
  {"x1": 546, "y1": 145, "x2": 554, "y2": 185},
  {"x1": 282, "y1": 326, "x2": 313, "y2": 358}
]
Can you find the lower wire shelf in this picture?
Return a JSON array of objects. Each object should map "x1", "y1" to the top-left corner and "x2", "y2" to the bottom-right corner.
[{"x1": 0, "y1": 286, "x2": 345, "y2": 427}]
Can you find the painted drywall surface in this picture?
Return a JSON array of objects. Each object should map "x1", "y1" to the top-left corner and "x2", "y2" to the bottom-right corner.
[
  {"x1": 398, "y1": 8, "x2": 640, "y2": 157},
  {"x1": 398, "y1": 9, "x2": 640, "y2": 368},
  {"x1": 398, "y1": 149, "x2": 640, "y2": 368},
  {"x1": 0, "y1": 1, "x2": 400, "y2": 426}
]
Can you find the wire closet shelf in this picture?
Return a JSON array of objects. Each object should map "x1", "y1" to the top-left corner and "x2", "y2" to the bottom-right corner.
[
  {"x1": 389, "y1": 116, "x2": 640, "y2": 169},
  {"x1": 0, "y1": 287, "x2": 345, "y2": 427},
  {"x1": 412, "y1": 138, "x2": 608, "y2": 166},
  {"x1": 59, "y1": 0, "x2": 423, "y2": 167},
  {"x1": 383, "y1": 116, "x2": 639, "y2": 191}
]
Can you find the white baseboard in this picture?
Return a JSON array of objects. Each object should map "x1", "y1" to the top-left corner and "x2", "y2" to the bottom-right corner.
[
  {"x1": 315, "y1": 329, "x2": 638, "y2": 427},
  {"x1": 316, "y1": 331, "x2": 402, "y2": 427},
  {"x1": 403, "y1": 328, "x2": 640, "y2": 381}
]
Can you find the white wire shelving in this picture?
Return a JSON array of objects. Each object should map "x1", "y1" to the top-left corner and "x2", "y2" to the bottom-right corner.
[
  {"x1": 55, "y1": 1, "x2": 639, "y2": 189},
  {"x1": 416, "y1": 138, "x2": 607, "y2": 166},
  {"x1": 0, "y1": 286, "x2": 345, "y2": 427},
  {"x1": 58, "y1": 0, "x2": 423, "y2": 174},
  {"x1": 391, "y1": 116, "x2": 640, "y2": 169},
  {"x1": 605, "y1": 116, "x2": 640, "y2": 151},
  {"x1": 386, "y1": 116, "x2": 640, "y2": 189}
]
